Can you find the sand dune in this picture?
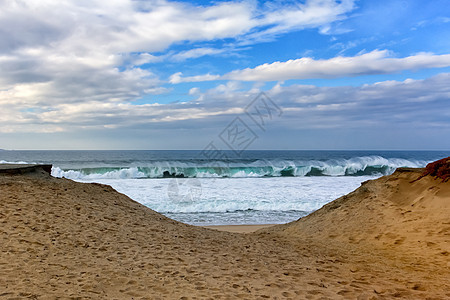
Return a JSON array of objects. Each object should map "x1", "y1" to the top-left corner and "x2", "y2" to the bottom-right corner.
[
  {"x1": 1, "y1": 161, "x2": 449, "y2": 299},
  {"x1": 260, "y1": 165, "x2": 450, "y2": 298}
]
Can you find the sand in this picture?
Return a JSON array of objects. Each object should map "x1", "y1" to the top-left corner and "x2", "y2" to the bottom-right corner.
[
  {"x1": 1, "y1": 164, "x2": 449, "y2": 299},
  {"x1": 203, "y1": 225, "x2": 276, "y2": 233}
]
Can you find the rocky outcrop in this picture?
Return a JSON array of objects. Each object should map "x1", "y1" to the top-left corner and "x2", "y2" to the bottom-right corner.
[
  {"x1": 0, "y1": 164, "x2": 52, "y2": 175},
  {"x1": 421, "y1": 156, "x2": 450, "y2": 182}
]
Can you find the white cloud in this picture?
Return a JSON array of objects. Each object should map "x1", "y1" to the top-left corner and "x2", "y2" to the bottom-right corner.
[
  {"x1": 1, "y1": 0, "x2": 354, "y2": 59},
  {"x1": 170, "y1": 47, "x2": 227, "y2": 61},
  {"x1": 227, "y1": 50, "x2": 450, "y2": 81},
  {"x1": 2, "y1": 73, "x2": 450, "y2": 135},
  {"x1": 172, "y1": 50, "x2": 450, "y2": 82},
  {"x1": 248, "y1": 0, "x2": 355, "y2": 41},
  {"x1": 188, "y1": 87, "x2": 201, "y2": 96},
  {"x1": 0, "y1": 0, "x2": 357, "y2": 126},
  {"x1": 128, "y1": 53, "x2": 166, "y2": 66},
  {"x1": 1, "y1": 1, "x2": 449, "y2": 150},
  {"x1": 169, "y1": 72, "x2": 221, "y2": 84}
]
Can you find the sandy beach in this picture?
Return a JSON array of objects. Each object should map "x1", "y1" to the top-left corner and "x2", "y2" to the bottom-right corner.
[
  {"x1": 203, "y1": 224, "x2": 276, "y2": 233},
  {"x1": 1, "y1": 160, "x2": 449, "y2": 299}
]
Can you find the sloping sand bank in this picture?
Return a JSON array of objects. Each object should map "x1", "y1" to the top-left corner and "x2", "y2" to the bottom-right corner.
[{"x1": 1, "y1": 162, "x2": 449, "y2": 299}]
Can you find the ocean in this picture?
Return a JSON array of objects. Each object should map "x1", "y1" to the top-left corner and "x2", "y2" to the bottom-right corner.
[{"x1": 1, "y1": 150, "x2": 448, "y2": 226}]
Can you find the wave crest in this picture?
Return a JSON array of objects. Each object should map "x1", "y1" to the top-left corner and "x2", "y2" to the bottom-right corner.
[{"x1": 51, "y1": 156, "x2": 427, "y2": 180}]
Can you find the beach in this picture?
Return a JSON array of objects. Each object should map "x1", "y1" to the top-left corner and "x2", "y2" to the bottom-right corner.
[
  {"x1": 1, "y1": 161, "x2": 449, "y2": 299},
  {"x1": 203, "y1": 224, "x2": 275, "y2": 233},
  {"x1": 2, "y1": 1, "x2": 449, "y2": 298}
]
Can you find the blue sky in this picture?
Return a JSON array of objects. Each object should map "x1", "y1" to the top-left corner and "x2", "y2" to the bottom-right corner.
[{"x1": 0, "y1": 0, "x2": 450, "y2": 150}]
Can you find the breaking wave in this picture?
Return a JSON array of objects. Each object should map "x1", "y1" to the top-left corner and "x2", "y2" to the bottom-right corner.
[
  {"x1": 0, "y1": 160, "x2": 34, "y2": 165},
  {"x1": 51, "y1": 156, "x2": 427, "y2": 180}
]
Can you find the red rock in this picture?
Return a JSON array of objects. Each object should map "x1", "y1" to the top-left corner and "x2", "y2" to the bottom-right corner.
[{"x1": 422, "y1": 157, "x2": 450, "y2": 182}]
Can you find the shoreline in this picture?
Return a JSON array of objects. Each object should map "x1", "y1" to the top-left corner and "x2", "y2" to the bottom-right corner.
[{"x1": 203, "y1": 224, "x2": 277, "y2": 233}]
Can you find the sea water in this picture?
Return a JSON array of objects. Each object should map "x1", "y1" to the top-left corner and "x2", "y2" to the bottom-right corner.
[{"x1": 1, "y1": 150, "x2": 448, "y2": 225}]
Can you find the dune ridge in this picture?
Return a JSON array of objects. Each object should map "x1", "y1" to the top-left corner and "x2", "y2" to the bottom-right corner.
[{"x1": 1, "y1": 162, "x2": 449, "y2": 299}]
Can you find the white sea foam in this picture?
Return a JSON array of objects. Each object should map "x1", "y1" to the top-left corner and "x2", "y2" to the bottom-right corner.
[
  {"x1": 0, "y1": 160, "x2": 34, "y2": 164},
  {"x1": 74, "y1": 176, "x2": 375, "y2": 225},
  {"x1": 51, "y1": 166, "x2": 146, "y2": 179},
  {"x1": 50, "y1": 156, "x2": 427, "y2": 180}
]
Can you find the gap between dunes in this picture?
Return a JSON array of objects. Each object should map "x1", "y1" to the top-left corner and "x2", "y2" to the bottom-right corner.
[{"x1": 0, "y1": 161, "x2": 449, "y2": 299}]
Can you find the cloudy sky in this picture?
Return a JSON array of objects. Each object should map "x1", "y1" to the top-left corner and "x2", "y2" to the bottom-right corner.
[{"x1": 1, "y1": 0, "x2": 450, "y2": 150}]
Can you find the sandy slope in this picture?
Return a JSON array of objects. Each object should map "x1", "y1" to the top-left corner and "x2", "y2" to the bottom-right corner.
[
  {"x1": 260, "y1": 167, "x2": 450, "y2": 298},
  {"x1": 1, "y1": 165, "x2": 449, "y2": 299}
]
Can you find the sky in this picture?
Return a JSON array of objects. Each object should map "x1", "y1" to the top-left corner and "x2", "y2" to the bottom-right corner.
[{"x1": 1, "y1": 0, "x2": 450, "y2": 150}]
